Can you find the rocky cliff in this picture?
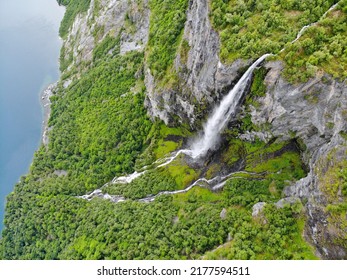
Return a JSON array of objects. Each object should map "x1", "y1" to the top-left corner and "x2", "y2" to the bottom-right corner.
[
  {"x1": 1, "y1": 0, "x2": 344, "y2": 260},
  {"x1": 144, "y1": 0, "x2": 249, "y2": 127},
  {"x1": 61, "y1": 0, "x2": 150, "y2": 74},
  {"x1": 256, "y1": 61, "x2": 347, "y2": 259},
  {"x1": 146, "y1": 1, "x2": 346, "y2": 258},
  {"x1": 58, "y1": 0, "x2": 346, "y2": 259},
  {"x1": 61, "y1": 0, "x2": 251, "y2": 127}
]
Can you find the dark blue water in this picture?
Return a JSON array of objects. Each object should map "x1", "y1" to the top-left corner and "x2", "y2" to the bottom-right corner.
[{"x1": 0, "y1": 0, "x2": 64, "y2": 231}]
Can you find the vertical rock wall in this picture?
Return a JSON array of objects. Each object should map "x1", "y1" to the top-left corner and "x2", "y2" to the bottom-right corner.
[{"x1": 252, "y1": 60, "x2": 347, "y2": 259}]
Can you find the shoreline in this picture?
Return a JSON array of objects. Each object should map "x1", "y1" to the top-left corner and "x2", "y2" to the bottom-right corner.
[{"x1": 40, "y1": 83, "x2": 57, "y2": 146}]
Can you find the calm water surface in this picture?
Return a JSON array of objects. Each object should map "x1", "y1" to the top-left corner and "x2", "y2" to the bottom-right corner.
[{"x1": 0, "y1": 0, "x2": 64, "y2": 231}]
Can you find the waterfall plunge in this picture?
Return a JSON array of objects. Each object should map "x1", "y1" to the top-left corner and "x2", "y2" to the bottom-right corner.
[
  {"x1": 105, "y1": 54, "x2": 271, "y2": 185},
  {"x1": 190, "y1": 53, "x2": 271, "y2": 158},
  {"x1": 173, "y1": 3, "x2": 338, "y2": 159},
  {"x1": 189, "y1": 2, "x2": 338, "y2": 158}
]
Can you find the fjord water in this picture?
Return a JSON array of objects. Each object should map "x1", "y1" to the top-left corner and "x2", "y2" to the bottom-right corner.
[{"x1": 0, "y1": 0, "x2": 64, "y2": 231}]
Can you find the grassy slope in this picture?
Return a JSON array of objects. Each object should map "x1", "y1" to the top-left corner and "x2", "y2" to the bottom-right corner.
[{"x1": 210, "y1": 0, "x2": 337, "y2": 62}]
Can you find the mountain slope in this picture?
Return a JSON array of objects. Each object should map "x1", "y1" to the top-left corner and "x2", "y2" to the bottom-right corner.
[{"x1": 0, "y1": 0, "x2": 346, "y2": 259}]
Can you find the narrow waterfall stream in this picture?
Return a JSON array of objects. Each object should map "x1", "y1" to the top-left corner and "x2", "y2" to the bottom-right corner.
[
  {"x1": 81, "y1": 170, "x2": 262, "y2": 203},
  {"x1": 280, "y1": 2, "x2": 339, "y2": 49}
]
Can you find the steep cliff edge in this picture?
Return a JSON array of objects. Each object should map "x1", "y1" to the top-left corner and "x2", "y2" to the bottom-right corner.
[
  {"x1": 144, "y1": 0, "x2": 347, "y2": 258},
  {"x1": 254, "y1": 61, "x2": 347, "y2": 258},
  {"x1": 60, "y1": 0, "x2": 150, "y2": 74}
]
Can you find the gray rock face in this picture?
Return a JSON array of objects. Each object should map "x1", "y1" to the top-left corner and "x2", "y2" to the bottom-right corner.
[
  {"x1": 41, "y1": 83, "x2": 57, "y2": 146},
  {"x1": 253, "y1": 61, "x2": 347, "y2": 151},
  {"x1": 251, "y1": 60, "x2": 347, "y2": 259},
  {"x1": 144, "y1": 0, "x2": 249, "y2": 127},
  {"x1": 177, "y1": 0, "x2": 248, "y2": 102},
  {"x1": 62, "y1": 0, "x2": 150, "y2": 74},
  {"x1": 239, "y1": 131, "x2": 273, "y2": 143},
  {"x1": 252, "y1": 202, "x2": 266, "y2": 217},
  {"x1": 275, "y1": 197, "x2": 300, "y2": 209},
  {"x1": 144, "y1": 69, "x2": 176, "y2": 125},
  {"x1": 220, "y1": 208, "x2": 227, "y2": 220}
]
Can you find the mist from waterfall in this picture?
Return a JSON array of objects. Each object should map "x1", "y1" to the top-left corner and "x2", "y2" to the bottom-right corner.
[{"x1": 190, "y1": 53, "x2": 272, "y2": 158}]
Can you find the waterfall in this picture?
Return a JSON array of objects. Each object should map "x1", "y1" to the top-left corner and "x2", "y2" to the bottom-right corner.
[
  {"x1": 83, "y1": 54, "x2": 271, "y2": 189},
  {"x1": 100, "y1": 2, "x2": 340, "y2": 185},
  {"x1": 190, "y1": 3, "x2": 339, "y2": 158},
  {"x1": 190, "y1": 53, "x2": 272, "y2": 158},
  {"x1": 79, "y1": 3, "x2": 341, "y2": 203}
]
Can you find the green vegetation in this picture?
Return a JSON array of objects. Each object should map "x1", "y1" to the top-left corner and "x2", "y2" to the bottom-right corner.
[
  {"x1": 203, "y1": 201, "x2": 317, "y2": 260},
  {"x1": 154, "y1": 140, "x2": 179, "y2": 158},
  {"x1": 59, "y1": 44, "x2": 73, "y2": 72},
  {"x1": 92, "y1": 34, "x2": 120, "y2": 62},
  {"x1": 282, "y1": 1, "x2": 347, "y2": 82},
  {"x1": 1, "y1": 174, "x2": 316, "y2": 260},
  {"x1": 245, "y1": 143, "x2": 305, "y2": 185},
  {"x1": 210, "y1": 0, "x2": 338, "y2": 63},
  {"x1": 210, "y1": 0, "x2": 337, "y2": 63},
  {"x1": 315, "y1": 150, "x2": 347, "y2": 249},
  {"x1": 104, "y1": 169, "x2": 178, "y2": 199},
  {"x1": 224, "y1": 179, "x2": 275, "y2": 208},
  {"x1": 179, "y1": 39, "x2": 190, "y2": 65},
  {"x1": 1, "y1": 75, "x2": 314, "y2": 259},
  {"x1": 221, "y1": 137, "x2": 305, "y2": 192},
  {"x1": 1, "y1": 0, "x2": 331, "y2": 260},
  {"x1": 46, "y1": 51, "x2": 152, "y2": 194},
  {"x1": 210, "y1": 0, "x2": 347, "y2": 82},
  {"x1": 132, "y1": 122, "x2": 191, "y2": 171},
  {"x1": 152, "y1": 124, "x2": 189, "y2": 158},
  {"x1": 104, "y1": 156, "x2": 198, "y2": 199},
  {"x1": 248, "y1": 67, "x2": 267, "y2": 105},
  {"x1": 147, "y1": 0, "x2": 189, "y2": 82},
  {"x1": 235, "y1": 66, "x2": 270, "y2": 133},
  {"x1": 166, "y1": 159, "x2": 199, "y2": 189},
  {"x1": 58, "y1": 0, "x2": 92, "y2": 38}
]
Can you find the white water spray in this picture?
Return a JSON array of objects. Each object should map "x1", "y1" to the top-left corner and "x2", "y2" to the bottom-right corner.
[
  {"x1": 291, "y1": 25, "x2": 310, "y2": 44},
  {"x1": 190, "y1": 54, "x2": 271, "y2": 158},
  {"x1": 109, "y1": 149, "x2": 194, "y2": 185},
  {"x1": 112, "y1": 170, "x2": 145, "y2": 184}
]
